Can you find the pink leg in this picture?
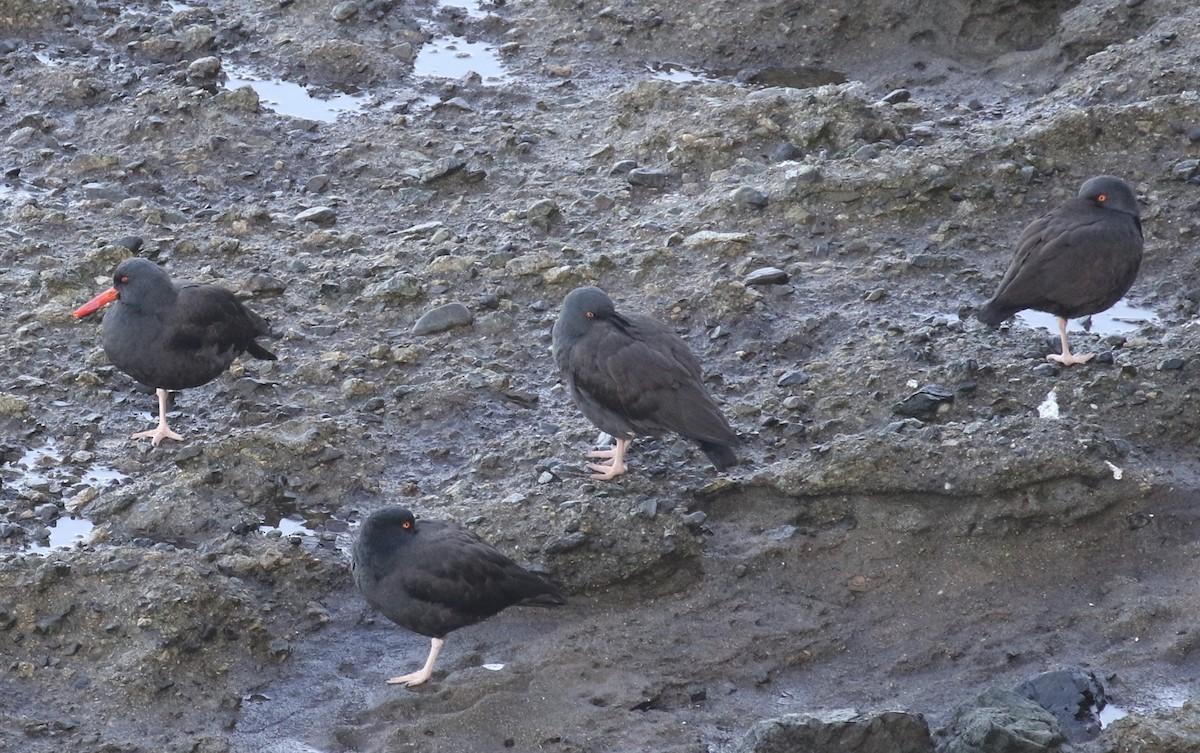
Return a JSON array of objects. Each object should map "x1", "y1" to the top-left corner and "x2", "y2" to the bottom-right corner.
[
  {"x1": 387, "y1": 637, "x2": 444, "y2": 687},
  {"x1": 1046, "y1": 317, "x2": 1095, "y2": 366},
  {"x1": 586, "y1": 437, "x2": 631, "y2": 481},
  {"x1": 130, "y1": 388, "x2": 185, "y2": 446}
]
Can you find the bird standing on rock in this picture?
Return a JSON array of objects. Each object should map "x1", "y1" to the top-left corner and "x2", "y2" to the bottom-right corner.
[
  {"x1": 976, "y1": 175, "x2": 1144, "y2": 366},
  {"x1": 72, "y1": 257, "x2": 277, "y2": 445},
  {"x1": 351, "y1": 507, "x2": 566, "y2": 688},
  {"x1": 552, "y1": 285, "x2": 739, "y2": 480}
]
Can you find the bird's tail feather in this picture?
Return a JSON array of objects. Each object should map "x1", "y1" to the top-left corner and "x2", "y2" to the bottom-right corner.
[{"x1": 699, "y1": 441, "x2": 738, "y2": 472}]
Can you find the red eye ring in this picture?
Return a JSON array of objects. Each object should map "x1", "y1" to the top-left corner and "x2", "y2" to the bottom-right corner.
[
  {"x1": 585, "y1": 311, "x2": 595, "y2": 319},
  {"x1": 402, "y1": 520, "x2": 413, "y2": 530},
  {"x1": 1097, "y1": 194, "x2": 1107, "y2": 202}
]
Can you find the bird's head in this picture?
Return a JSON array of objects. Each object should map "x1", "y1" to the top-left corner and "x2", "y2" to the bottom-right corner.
[
  {"x1": 1079, "y1": 176, "x2": 1140, "y2": 217},
  {"x1": 366, "y1": 507, "x2": 419, "y2": 538},
  {"x1": 553, "y1": 286, "x2": 617, "y2": 346}
]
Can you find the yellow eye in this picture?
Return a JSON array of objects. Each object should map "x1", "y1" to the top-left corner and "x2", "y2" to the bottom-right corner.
[{"x1": 401, "y1": 520, "x2": 413, "y2": 530}]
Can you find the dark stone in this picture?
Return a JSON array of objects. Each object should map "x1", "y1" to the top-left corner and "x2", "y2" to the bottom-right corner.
[
  {"x1": 544, "y1": 531, "x2": 587, "y2": 554},
  {"x1": 772, "y1": 141, "x2": 802, "y2": 161},
  {"x1": 893, "y1": 384, "x2": 954, "y2": 418},
  {"x1": 1187, "y1": 125, "x2": 1200, "y2": 143},
  {"x1": 937, "y1": 687, "x2": 1065, "y2": 753},
  {"x1": 777, "y1": 370, "x2": 810, "y2": 387},
  {"x1": 737, "y1": 709, "x2": 933, "y2": 753},
  {"x1": 731, "y1": 186, "x2": 769, "y2": 208},
  {"x1": 627, "y1": 168, "x2": 671, "y2": 188},
  {"x1": 1013, "y1": 666, "x2": 1107, "y2": 743},
  {"x1": 882, "y1": 88, "x2": 912, "y2": 104},
  {"x1": 1159, "y1": 357, "x2": 1186, "y2": 371}
]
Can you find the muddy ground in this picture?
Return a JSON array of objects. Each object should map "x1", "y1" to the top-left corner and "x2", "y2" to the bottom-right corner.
[{"x1": 2, "y1": 0, "x2": 1200, "y2": 751}]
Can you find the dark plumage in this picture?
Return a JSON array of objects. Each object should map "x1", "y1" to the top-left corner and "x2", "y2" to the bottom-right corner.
[
  {"x1": 552, "y1": 286, "x2": 738, "y2": 480},
  {"x1": 977, "y1": 175, "x2": 1143, "y2": 366},
  {"x1": 351, "y1": 507, "x2": 566, "y2": 687},
  {"x1": 72, "y1": 257, "x2": 277, "y2": 445}
]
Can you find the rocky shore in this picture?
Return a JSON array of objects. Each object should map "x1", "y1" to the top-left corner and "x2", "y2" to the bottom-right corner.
[{"x1": 2, "y1": 0, "x2": 1200, "y2": 751}]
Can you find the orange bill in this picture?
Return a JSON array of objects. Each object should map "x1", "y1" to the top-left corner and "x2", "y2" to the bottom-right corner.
[{"x1": 72, "y1": 287, "x2": 118, "y2": 318}]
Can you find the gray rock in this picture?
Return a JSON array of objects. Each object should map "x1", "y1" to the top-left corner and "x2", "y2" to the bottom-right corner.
[
  {"x1": 1013, "y1": 667, "x2": 1106, "y2": 743},
  {"x1": 681, "y1": 510, "x2": 707, "y2": 528},
  {"x1": 854, "y1": 143, "x2": 881, "y2": 160},
  {"x1": 304, "y1": 174, "x2": 329, "y2": 193},
  {"x1": 82, "y1": 182, "x2": 124, "y2": 202},
  {"x1": 731, "y1": 186, "x2": 770, "y2": 207},
  {"x1": 744, "y1": 267, "x2": 789, "y2": 286},
  {"x1": 882, "y1": 88, "x2": 912, "y2": 104},
  {"x1": 777, "y1": 370, "x2": 810, "y2": 387},
  {"x1": 737, "y1": 708, "x2": 933, "y2": 753},
  {"x1": 330, "y1": 1, "x2": 358, "y2": 21},
  {"x1": 627, "y1": 167, "x2": 671, "y2": 188},
  {"x1": 363, "y1": 272, "x2": 423, "y2": 301},
  {"x1": 527, "y1": 199, "x2": 560, "y2": 230},
  {"x1": 294, "y1": 206, "x2": 336, "y2": 225},
  {"x1": 412, "y1": 302, "x2": 474, "y2": 335},
  {"x1": 420, "y1": 157, "x2": 466, "y2": 184},
  {"x1": 186, "y1": 55, "x2": 221, "y2": 81},
  {"x1": 544, "y1": 531, "x2": 587, "y2": 554},
  {"x1": 1171, "y1": 159, "x2": 1199, "y2": 181},
  {"x1": 937, "y1": 687, "x2": 1064, "y2": 753},
  {"x1": 1187, "y1": 125, "x2": 1200, "y2": 143},
  {"x1": 609, "y1": 159, "x2": 638, "y2": 175},
  {"x1": 1103, "y1": 701, "x2": 1200, "y2": 752}
]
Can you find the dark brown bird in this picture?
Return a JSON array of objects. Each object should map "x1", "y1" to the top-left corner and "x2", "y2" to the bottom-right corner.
[
  {"x1": 72, "y1": 257, "x2": 277, "y2": 445},
  {"x1": 977, "y1": 175, "x2": 1143, "y2": 366},
  {"x1": 552, "y1": 286, "x2": 738, "y2": 480},
  {"x1": 351, "y1": 507, "x2": 566, "y2": 687}
]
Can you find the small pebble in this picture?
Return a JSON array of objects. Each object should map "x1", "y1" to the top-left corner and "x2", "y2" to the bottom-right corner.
[
  {"x1": 627, "y1": 168, "x2": 670, "y2": 188},
  {"x1": 744, "y1": 267, "x2": 789, "y2": 286},
  {"x1": 730, "y1": 186, "x2": 769, "y2": 208},
  {"x1": 294, "y1": 206, "x2": 336, "y2": 225},
  {"x1": 777, "y1": 370, "x2": 810, "y2": 387},
  {"x1": 330, "y1": 1, "x2": 358, "y2": 21},
  {"x1": 681, "y1": 511, "x2": 707, "y2": 528},
  {"x1": 412, "y1": 302, "x2": 474, "y2": 335}
]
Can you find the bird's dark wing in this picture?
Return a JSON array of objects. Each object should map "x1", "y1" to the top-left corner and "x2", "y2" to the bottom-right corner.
[
  {"x1": 164, "y1": 284, "x2": 276, "y2": 361},
  {"x1": 373, "y1": 523, "x2": 563, "y2": 635},
  {"x1": 566, "y1": 317, "x2": 737, "y2": 445},
  {"x1": 987, "y1": 206, "x2": 1142, "y2": 319}
]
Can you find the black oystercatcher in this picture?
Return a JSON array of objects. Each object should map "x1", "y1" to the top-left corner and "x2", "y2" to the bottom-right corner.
[
  {"x1": 552, "y1": 286, "x2": 738, "y2": 480},
  {"x1": 977, "y1": 175, "x2": 1143, "y2": 366},
  {"x1": 351, "y1": 507, "x2": 566, "y2": 687},
  {"x1": 72, "y1": 257, "x2": 277, "y2": 445}
]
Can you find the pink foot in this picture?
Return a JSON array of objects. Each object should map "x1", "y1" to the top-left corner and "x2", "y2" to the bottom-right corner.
[
  {"x1": 131, "y1": 424, "x2": 185, "y2": 446},
  {"x1": 584, "y1": 438, "x2": 631, "y2": 481},
  {"x1": 1046, "y1": 352, "x2": 1095, "y2": 367}
]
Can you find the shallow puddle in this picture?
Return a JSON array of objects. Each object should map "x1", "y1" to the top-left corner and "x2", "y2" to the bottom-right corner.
[
  {"x1": 223, "y1": 65, "x2": 370, "y2": 122},
  {"x1": 1, "y1": 439, "x2": 125, "y2": 555},
  {"x1": 413, "y1": 36, "x2": 509, "y2": 83},
  {"x1": 1016, "y1": 299, "x2": 1159, "y2": 337},
  {"x1": 27, "y1": 516, "x2": 96, "y2": 556},
  {"x1": 258, "y1": 515, "x2": 313, "y2": 538},
  {"x1": 646, "y1": 62, "x2": 707, "y2": 84}
]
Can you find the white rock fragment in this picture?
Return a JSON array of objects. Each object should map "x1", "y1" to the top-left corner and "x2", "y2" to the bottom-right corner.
[{"x1": 1037, "y1": 390, "x2": 1060, "y2": 419}]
